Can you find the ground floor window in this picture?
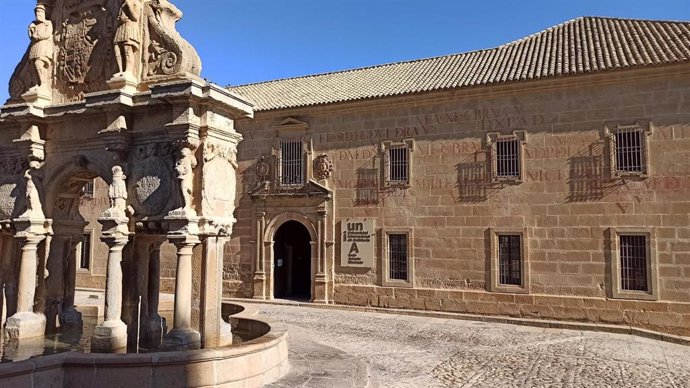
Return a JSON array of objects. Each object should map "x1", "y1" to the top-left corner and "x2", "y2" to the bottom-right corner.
[
  {"x1": 609, "y1": 229, "x2": 657, "y2": 301},
  {"x1": 498, "y1": 234, "x2": 522, "y2": 286},
  {"x1": 382, "y1": 228, "x2": 414, "y2": 287},
  {"x1": 489, "y1": 228, "x2": 529, "y2": 293}
]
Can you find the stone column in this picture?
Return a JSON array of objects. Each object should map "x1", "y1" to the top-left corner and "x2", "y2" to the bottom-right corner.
[
  {"x1": 91, "y1": 235, "x2": 129, "y2": 352},
  {"x1": 314, "y1": 210, "x2": 328, "y2": 304},
  {"x1": 147, "y1": 239, "x2": 165, "y2": 344},
  {"x1": 200, "y1": 236, "x2": 233, "y2": 348},
  {"x1": 253, "y1": 211, "x2": 267, "y2": 300},
  {"x1": 4, "y1": 234, "x2": 46, "y2": 340},
  {"x1": 162, "y1": 235, "x2": 201, "y2": 350},
  {"x1": 1, "y1": 234, "x2": 17, "y2": 319}
]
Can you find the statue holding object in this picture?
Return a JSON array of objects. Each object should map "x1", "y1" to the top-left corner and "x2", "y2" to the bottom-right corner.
[{"x1": 27, "y1": 4, "x2": 54, "y2": 93}]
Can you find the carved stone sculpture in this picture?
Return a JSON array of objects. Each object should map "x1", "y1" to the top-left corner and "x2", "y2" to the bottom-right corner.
[
  {"x1": 175, "y1": 147, "x2": 197, "y2": 215},
  {"x1": 144, "y1": 0, "x2": 201, "y2": 78},
  {"x1": 20, "y1": 171, "x2": 44, "y2": 219},
  {"x1": 256, "y1": 156, "x2": 270, "y2": 182},
  {"x1": 314, "y1": 154, "x2": 334, "y2": 180},
  {"x1": 27, "y1": 4, "x2": 54, "y2": 92},
  {"x1": 103, "y1": 166, "x2": 129, "y2": 219},
  {"x1": 114, "y1": 0, "x2": 143, "y2": 78}
]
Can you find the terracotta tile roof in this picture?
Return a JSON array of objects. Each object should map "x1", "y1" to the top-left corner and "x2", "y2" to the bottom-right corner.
[{"x1": 228, "y1": 17, "x2": 690, "y2": 111}]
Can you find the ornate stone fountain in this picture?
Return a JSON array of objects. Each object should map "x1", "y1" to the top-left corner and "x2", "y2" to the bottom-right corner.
[{"x1": 0, "y1": 2, "x2": 288, "y2": 386}]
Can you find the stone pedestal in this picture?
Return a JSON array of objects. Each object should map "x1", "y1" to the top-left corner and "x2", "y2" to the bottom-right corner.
[
  {"x1": 313, "y1": 274, "x2": 328, "y2": 304},
  {"x1": 253, "y1": 272, "x2": 267, "y2": 300},
  {"x1": 4, "y1": 312, "x2": 46, "y2": 341},
  {"x1": 91, "y1": 319, "x2": 128, "y2": 353},
  {"x1": 107, "y1": 73, "x2": 139, "y2": 95}
]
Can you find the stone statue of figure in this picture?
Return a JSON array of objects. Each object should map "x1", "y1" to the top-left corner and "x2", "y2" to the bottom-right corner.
[
  {"x1": 21, "y1": 170, "x2": 44, "y2": 219},
  {"x1": 114, "y1": 0, "x2": 142, "y2": 77},
  {"x1": 27, "y1": 4, "x2": 54, "y2": 92},
  {"x1": 106, "y1": 166, "x2": 128, "y2": 218},
  {"x1": 175, "y1": 147, "x2": 197, "y2": 213}
]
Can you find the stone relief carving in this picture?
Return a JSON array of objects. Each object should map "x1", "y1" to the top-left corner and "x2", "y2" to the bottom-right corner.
[
  {"x1": 129, "y1": 143, "x2": 173, "y2": 217},
  {"x1": 144, "y1": 0, "x2": 201, "y2": 78},
  {"x1": 256, "y1": 156, "x2": 270, "y2": 182},
  {"x1": 0, "y1": 180, "x2": 21, "y2": 221},
  {"x1": 55, "y1": 1, "x2": 108, "y2": 100},
  {"x1": 27, "y1": 4, "x2": 54, "y2": 93},
  {"x1": 314, "y1": 154, "x2": 334, "y2": 180},
  {"x1": 8, "y1": 0, "x2": 201, "y2": 104},
  {"x1": 114, "y1": 0, "x2": 143, "y2": 78},
  {"x1": 0, "y1": 158, "x2": 30, "y2": 177}
]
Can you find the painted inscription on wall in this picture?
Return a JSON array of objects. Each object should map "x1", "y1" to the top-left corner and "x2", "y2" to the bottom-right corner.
[{"x1": 340, "y1": 219, "x2": 375, "y2": 268}]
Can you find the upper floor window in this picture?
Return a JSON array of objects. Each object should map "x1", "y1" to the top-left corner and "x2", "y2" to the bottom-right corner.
[
  {"x1": 82, "y1": 179, "x2": 95, "y2": 199},
  {"x1": 279, "y1": 137, "x2": 304, "y2": 186},
  {"x1": 488, "y1": 131, "x2": 526, "y2": 183},
  {"x1": 382, "y1": 139, "x2": 414, "y2": 187},
  {"x1": 606, "y1": 121, "x2": 650, "y2": 179}
]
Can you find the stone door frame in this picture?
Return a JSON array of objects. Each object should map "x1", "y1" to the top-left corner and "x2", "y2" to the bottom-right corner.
[{"x1": 252, "y1": 207, "x2": 334, "y2": 304}]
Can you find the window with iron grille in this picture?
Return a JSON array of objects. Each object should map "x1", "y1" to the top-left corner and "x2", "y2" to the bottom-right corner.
[
  {"x1": 279, "y1": 137, "x2": 304, "y2": 185},
  {"x1": 388, "y1": 234, "x2": 408, "y2": 281},
  {"x1": 614, "y1": 127, "x2": 645, "y2": 174},
  {"x1": 80, "y1": 233, "x2": 91, "y2": 270},
  {"x1": 619, "y1": 235, "x2": 648, "y2": 292},
  {"x1": 498, "y1": 234, "x2": 522, "y2": 286},
  {"x1": 388, "y1": 146, "x2": 409, "y2": 183},
  {"x1": 82, "y1": 180, "x2": 94, "y2": 198},
  {"x1": 495, "y1": 137, "x2": 521, "y2": 179}
]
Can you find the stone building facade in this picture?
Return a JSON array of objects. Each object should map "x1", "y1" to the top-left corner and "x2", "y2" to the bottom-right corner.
[{"x1": 77, "y1": 16, "x2": 690, "y2": 337}]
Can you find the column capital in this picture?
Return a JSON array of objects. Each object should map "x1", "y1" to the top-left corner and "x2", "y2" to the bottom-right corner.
[
  {"x1": 100, "y1": 234, "x2": 130, "y2": 250},
  {"x1": 168, "y1": 235, "x2": 201, "y2": 250}
]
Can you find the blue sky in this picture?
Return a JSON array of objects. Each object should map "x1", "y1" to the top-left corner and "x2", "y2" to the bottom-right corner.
[{"x1": 1, "y1": 1, "x2": 689, "y2": 103}]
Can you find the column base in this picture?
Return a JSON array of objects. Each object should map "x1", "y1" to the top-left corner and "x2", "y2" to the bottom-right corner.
[
  {"x1": 4, "y1": 312, "x2": 46, "y2": 340},
  {"x1": 218, "y1": 321, "x2": 234, "y2": 347},
  {"x1": 313, "y1": 274, "x2": 328, "y2": 304},
  {"x1": 146, "y1": 315, "x2": 167, "y2": 347},
  {"x1": 253, "y1": 272, "x2": 267, "y2": 300},
  {"x1": 91, "y1": 320, "x2": 128, "y2": 353},
  {"x1": 1, "y1": 336, "x2": 45, "y2": 362},
  {"x1": 59, "y1": 308, "x2": 83, "y2": 328},
  {"x1": 161, "y1": 328, "x2": 201, "y2": 351}
]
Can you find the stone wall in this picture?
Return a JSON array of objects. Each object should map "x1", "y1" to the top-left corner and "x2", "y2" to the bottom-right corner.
[{"x1": 229, "y1": 63, "x2": 690, "y2": 336}]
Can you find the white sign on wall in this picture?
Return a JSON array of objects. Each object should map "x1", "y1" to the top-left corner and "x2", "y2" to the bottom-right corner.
[{"x1": 340, "y1": 219, "x2": 375, "y2": 268}]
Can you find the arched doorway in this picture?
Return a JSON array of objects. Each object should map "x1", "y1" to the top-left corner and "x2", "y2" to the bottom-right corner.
[{"x1": 273, "y1": 221, "x2": 311, "y2": 300}]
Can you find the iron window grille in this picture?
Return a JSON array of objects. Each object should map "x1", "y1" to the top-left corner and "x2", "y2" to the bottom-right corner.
[
  {"x1": 82, "y1": 179, "x2": 94, "y2": 199},
  {"x1": 279, "y1": 137, "x2": 304, "y2": 186},
  {"x1": 80, "y1": 233, "x2": 91, "y2": 270},
  {"x1": 388, "y1": 234, "x2": 408, "y2": 281},
  {"x1": 498, "y1": 234, "x2": 522, "y2": 286},
  {"x1": 488, "y1": 131, "x2": 525, "y2": 182},
  {"x1": 619, "y1": 235, "x2": 648, "y2": 292},
  {"x1": 388, "y1": 146, "x2": 408, "y2": 183},
  {"x1": 607, "y1": 123, "x2": 650, "y2": 179},
  {"x1": 496, "y1": 138, "x2": 521, "y2": 178},
  {"x1": 382, "y1": 139, "x2": 414, "y2": 186}
]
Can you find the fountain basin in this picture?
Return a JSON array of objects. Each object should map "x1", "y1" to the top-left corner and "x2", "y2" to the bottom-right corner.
[{"x1": 0, "y1": 303, "x2": 289, "y2": 388}]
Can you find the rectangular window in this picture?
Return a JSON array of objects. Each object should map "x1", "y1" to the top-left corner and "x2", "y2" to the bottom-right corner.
[
  {"x1": 498, "y1": 234, "x2": 522, "y2": 286},
  {"x1": 614, "y1": 127, "x2": 644, "y2": 173},
  {"x1": 80, "y1": 233, "x2": 91, "y2": 270},
  {"x1": 388, "y1": 147, "x2": 409, "y2": 183},
  {"x1": 280, "y1": 137, "x2": 304, "y2": 185},
  {"x1": 388, "y1": 234, "x2": 408, "y2": 281},
  {"x1": 496, "y1": 138, "x2": 520, "y2": 178},
  {"x1": 82, "y1": 180, "x2": 94, "y2": 199},
  {"x1": 619, "y1": 235, "x2": 648, "y2": 292}
]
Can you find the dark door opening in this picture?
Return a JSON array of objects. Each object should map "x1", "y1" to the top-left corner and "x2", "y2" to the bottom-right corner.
[{"x1": 273, "y1": 221, "x2": 312, "y2": 300}]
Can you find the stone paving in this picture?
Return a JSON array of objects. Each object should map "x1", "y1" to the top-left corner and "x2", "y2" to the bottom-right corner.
[{"x1": 257, "y1": 303, "x2": 690, "y2": 388}]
